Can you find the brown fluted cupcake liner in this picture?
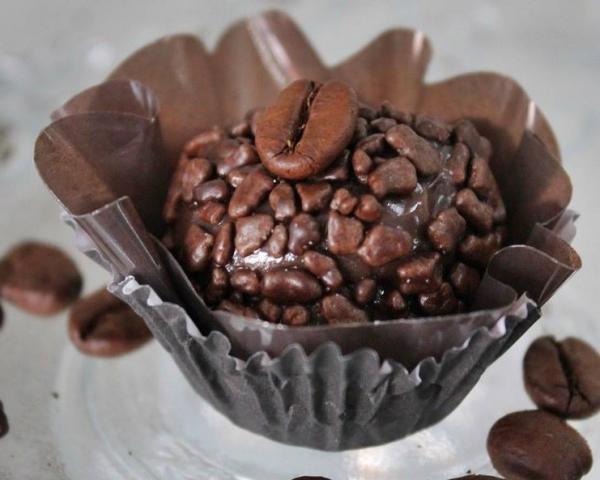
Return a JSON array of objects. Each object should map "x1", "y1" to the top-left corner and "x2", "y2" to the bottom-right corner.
[{"x1": 35, "y1": 11, "x2": 580, "y2": 449}]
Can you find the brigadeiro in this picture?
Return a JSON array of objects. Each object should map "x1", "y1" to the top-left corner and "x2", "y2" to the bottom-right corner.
[{"x1": 163, "y1": 79, "x2": 507, "y2": 325}]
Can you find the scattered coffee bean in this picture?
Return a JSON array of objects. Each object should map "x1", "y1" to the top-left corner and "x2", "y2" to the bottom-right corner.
[
  {"x1": 327, "y1": 211, "x2": 364, "y2": 255},
  {"x1": 282, "y1": 305, "x2": 310, "y2": 326},
  {"x1": 234, "y1": 214, "x2": 274, "y2": 257},
  {"x1": 385, "y1": 124, "x2": 442, "y2": 176},
  {"x1": 368, "y1": 157, "x2": 417, "y2": 198},
  {"x1": 288, "y1": 213, "x2": 321, "y2": 255},
  {"x1": 269, "y1": 182, "x2": 297, "y2": 221},
  {"x1": 256, "y1": 79, "x2": 358, "y2": 180},
  {"x1": 357, "y1": 225, "x2": 412, "y2": 267},
  {"x1": 0, "y1": 400, "x2": 8, "y2": 438},
  {"x1": 524, "y1": 336, "x2": 600, "y2": 419},
  {"x1": 261, "y1": 269, "x2": 322, "y2": 304},
  {"x1": 428, "y1": 208, "x2": 466, "y2": 253},
  {"x1": 321, "y1": 294, "x2": 368, "y2": 324},
  {"x1": 487, "y1": 410, "x2": 592, "y2": 480},
  {"x1": 296, "y1": 182, "x2": 333, "y2": 212},
  {"x1": 68, "y1": 289, "x2": 152, "y2": 357},
  {"x1": 0, "y1": 241, "x2": 82, "y2": 315}
]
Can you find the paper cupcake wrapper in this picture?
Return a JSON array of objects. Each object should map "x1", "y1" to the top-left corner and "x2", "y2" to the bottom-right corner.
[{"x1": 35, "y1": 11, "x2": 582, "y2": 449}]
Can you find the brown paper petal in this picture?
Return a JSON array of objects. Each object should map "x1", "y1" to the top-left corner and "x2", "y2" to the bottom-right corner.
[
  {"x1": 109, "y1": 34, "x2": 222, "y2": 164},
  {"x1": 333, "y1": 28, "x2": 432, "y2": 112},
  {"x1": 212, "y1": 10, "x2": 329, "y2": 124}
]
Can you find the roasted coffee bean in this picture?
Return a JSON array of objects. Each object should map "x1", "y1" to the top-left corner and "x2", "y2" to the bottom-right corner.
[
  {"x1": 192, "y1": 201, "x2": 226, "y2": 225},
  {"x1": 218, "y1": 299, "x2": 260, "y2": 319},
  {"x1": 354, "y1": 194, "x2": 382, "y2": 222},
  {"x1": 415, "y1": 115, "x2": 451, "y2": 143},
  {"x1": 0, "y1": 241, "x2": 82, "y2": 315},
  {"x1": 193, "y1": 179, "x2": 230, "y2": 204},
  {"x1": 68, "y1": 289, "x2": 152, "y2": 357},
  {"x1": 371, "y1": 117, "x2": 397, "y2": 133},
  {"x1": 256, "y1": 79, "x2": 358, "y2": 180},
  {"x1": 354, "y1": 278, "x2": 376, "y2": 305},
  {"x1": 368, "y1": 157, "x2": 417, "y2": 198},
  {"x1": 524, "y1": 336, "x2": 600, "y2": 419},
  {"x1": 351, "y1": 149, "x2": 373, "y2": 176},
  {"x1": 183, "y1": 127, "x2": 226, "y2": 157},
  {"x1": 385, "y1": 125, "x2": 442, "y2": 176},
  {"x1": 449, "y1": 262, "x2": 481, "y2": 299},
  {"x1": 428, "y1": 208, "x2": 466, "y2": 253},
  {"x1": 315, "y1": 150, "x2": 350, "y2": 182},
  {"x1": 216, "y1": 143, "x2": 259, "y2": 176},
  {"x1": 288, "y1": 213, "x2": 321, "y2": 255},
  {"x1": 455, "y1": 188, "x2": 494, "y2": 233},
  {"x1": 385, "y1": 289, "x2": 406, "y2": 312},
  {"x1": 302, "y1": 251, "x2": 343, "y2": 290},
  {"x1": 261, "y1": 269, "x2": 322, "y2": 303},
  {"x1": 234, "y1": 214, "x2": 274, "y2": 256},
  {"x1": 380, "y1": 101, "x2": 413, "y2": 124},
  {"x1": 459, "y1": 231, "x2": 502, "y2": 267},
  {"x1": 228, "y1": 169, "x2": 274, "y2": 218},
  {"x1": 356, "y1": 133, "x2": 386, "y2": 156},
  {"x1": 229, "y1": 120, "x2": 251, "y2": 138},
  {"x1": 281, "y1": 305, "x2": 310, "y2": 326},
  {"x1": 330, "y1": 188, "x2": 358, "y2": 215},
  {"x1": 269, "y1": 182, "x2": 297, "y2": 221},
  {"x1": 296, "y1": 182, "x2": 333, "y2": 212},
  {"x1": 321, "y1": 294, "x2": 368, "y2": 324},
  {"x1": 257, "y1": 298, "x2": 281, "y2": 323},
  {"x1": 180, "y1": 157, "x2": 214, "y2": 203},
  {"x1": 0, "y1": 400, "x2": 8, "y2": 438},
  {"x1": 230, "y1": 269, "x2": 261, "y2": 295},
  {"x1": 182, "y1": 224, "x2": 214, "y2": 271},
  {"x1": 487, "y1": 410, "x2": 592, "y2": 480},
  {"x1": 327, "y1": 211, "x2": 364, "y2": 255},
  {"x1": 397, "y1": 252, "x2": 442, "y2": 295},
  {"x1": 265, "y1": 224, "x2": 288, "y2": 258},
  {"x1": 226, "y1": 164, "x2": 261, "y2": 188},
  {"x1": 358, "y1": 225, "x2": 412, "y2": 267},
  {"x1": 212, "y1": 222, "x2": 234, "y2": 266},
  {"x1": 418, "y1": 282, "x2": 458, "y2": 315},
  {"x1": 446, "y1": 142, "x2": 470, "y2": 186}
]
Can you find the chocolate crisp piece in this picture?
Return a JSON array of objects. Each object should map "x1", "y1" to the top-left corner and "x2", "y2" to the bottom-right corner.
[
  {"x1": 0, "y1": 241, "x2": 82, "y2": 315},
  {"x1": 524, "y1": 336, "x2": 600, "y2": 419},
  {"x1": 162, "y1": 80, "x2": 509, "y2": 325},
  {"x1": 68, "y1": 288, "x2": 152, "y2": 357}
]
